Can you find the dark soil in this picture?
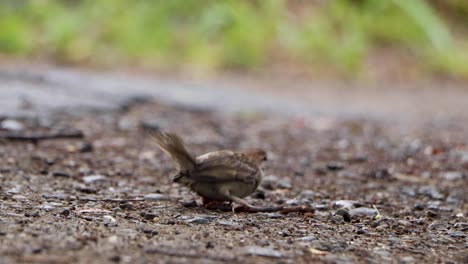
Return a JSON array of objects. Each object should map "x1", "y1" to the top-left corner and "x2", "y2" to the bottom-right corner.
[{"x1": 1, "y1": 100, "x2": 467, "y2": 264}]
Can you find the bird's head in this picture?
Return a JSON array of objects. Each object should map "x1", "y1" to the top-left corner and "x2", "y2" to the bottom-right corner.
[{"x1": 245, "y1": 148, "x2": 268, "y2": 164}]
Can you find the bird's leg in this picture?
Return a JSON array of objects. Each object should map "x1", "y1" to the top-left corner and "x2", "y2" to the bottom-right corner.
[{"x1": 228, "y1": 195, "x2": 256, "y2": 212}]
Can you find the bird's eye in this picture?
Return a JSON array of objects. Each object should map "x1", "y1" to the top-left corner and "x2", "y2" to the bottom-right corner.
[{"x1": 263, "y1": 156, "x2": 267, "y2": 161}]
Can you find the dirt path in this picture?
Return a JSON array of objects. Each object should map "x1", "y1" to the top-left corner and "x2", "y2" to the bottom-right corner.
[{"x1": 0, "y1": 65, "x2": 467, "y2": 263}]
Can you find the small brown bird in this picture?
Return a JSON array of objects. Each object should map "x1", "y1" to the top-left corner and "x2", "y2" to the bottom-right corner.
[{"x1": 151, "y1": 131, "x2": 266, "y2": 211}]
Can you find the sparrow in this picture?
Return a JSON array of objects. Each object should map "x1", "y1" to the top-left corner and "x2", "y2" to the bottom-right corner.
[{"x1": 151, "y1": 131, "x2": 266, "y2": 211}]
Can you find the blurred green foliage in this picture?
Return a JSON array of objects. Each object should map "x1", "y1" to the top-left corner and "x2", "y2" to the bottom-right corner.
[{"x1": 1, "y1": 0, "x2": 467, "y2": 78}]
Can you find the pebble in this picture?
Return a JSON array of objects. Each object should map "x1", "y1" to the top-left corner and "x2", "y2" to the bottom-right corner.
[
  {"x1": 349, "y1": 207, "x2": 378, "y2": 219},
  {"x1": 12, "y1": 195, "x2": 26, "y2": 200},
  {"x1": 298, "y1": 190, "x2": 315, "y2": 198},
  {"x1": 52, "y1": 171, "x2": 71, "y2": 178},
  {"x1": 0, "y1": 119, "x2": 24, "y2": 131},
  {"x1": 356, "y1": 228, "x2": 366, "y2": 235},
  {"x1": 265, "y1": 213, "x2": 284, "y2": 219},
  {"x1": 6, "y1": 188, "x2": 20, "y2": 195},
  {"x1": 261, "y1": 175, "x2": 291, "y2": 190},
  {"x1": 400, "y1": 256, "x2": 416, "y2": 264},
  {"x1": 83, "y1": 175, "x2": 107, "y2": 183},
  {"x1": 277, "y1": 179, "x2": 292, "y2": 189},
  {"x1": 447, "y1": 231, "x2": 465, "y2": 238},
  {"x1": 326, "y1": 162, "x2": 345, "y2": 171},
  {"x1": 140, "y1": 211, "x2": 158, "y2": 220},
  {"x1": 38, "y1": 202, "x2": 63, "y2": 211},
  {"x1": 107, "y1": 235, "x2": 119, "y2": 244},
  {"x1": 426, "y1": 210, "x2": 438, "y2": 217},
  {"x1": 440, "y1": 171, "x2": 464, "y2": 181},
  {"x1": 244, "y1": 246, "x2": 284, "y2": 258},
  {"x1": 77, "y1": 142, "x2": 93, "y2": 153},
  {"x1": 61, "y1": 208, "x2": 71, "y2": 216},
  {"x1": 251, "y1": 189, "x2": 266, "y2": 199},
  {"x1": 180, "y1": 200, "x2": 198, "y2": 207},
  {"x1": 144, "y1": 193, "x2": 170, "y2": 201},
  {"x1": 330, "y1": 214, "x2": 345, "y2": 224},
  {"x1": 418, "y1": 186, "x2": 444, "y2": 200},
  {"x1": 217, "y1": 220, "x2": 244, "y2": 230},
  {"x1": 335, "y1": 209, "x2": 351, "y2": 222},
  {"x1": 261, "y1": 175, "x2": 278, "y2": 189},
  {"x1": 428, "y1": 222, "x2": 445, "y2": 230},
  {"x1": 453, "y1": 222, "x2": 468, "y2": 231},
  {"x1": 332, "y1": 200, "x2": 362, "y2": 209},
  {"x1": 24, "y1": 211, "x2": 40, "y2": 217},
  {"x1": 315, "y1": 204, "x2": 328, "y2": 210},
  {"x1": 187, "y1": 216, "x2": 216, "y2": 225},
  {"x1": 285, "y1": 199, "x2": 299, "y2": 205},
  {"x1": 296, "y1": 235, "x2": 316, "y2": 241},
  {"x1": 118, "y1": 117, "x2": 137, "y2": 131},
  {"x1": 103, "y1": 215, "x2": 117, "y2": 226}
]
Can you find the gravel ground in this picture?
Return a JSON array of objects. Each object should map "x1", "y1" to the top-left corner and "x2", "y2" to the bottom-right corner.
[{"x1": 1, "y1": 97, "x2": 467, "y2": 264}]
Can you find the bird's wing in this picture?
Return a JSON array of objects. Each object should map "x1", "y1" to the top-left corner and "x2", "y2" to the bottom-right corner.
[{"x1": 190, "y1": 151, "x2": 259, "y2": 184}]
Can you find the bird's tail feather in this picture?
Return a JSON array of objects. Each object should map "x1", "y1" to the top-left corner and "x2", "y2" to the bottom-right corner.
[{"x1": 150, "y1": 131, "x2": 196, "y2": 173}]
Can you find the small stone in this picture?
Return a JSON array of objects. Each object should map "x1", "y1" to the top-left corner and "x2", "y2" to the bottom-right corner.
[
  {"x1": 180, "y1": 200, "x2": 198, "y2": 207},
  {"x1": 418, "y1": 186, "x2": 444, "y2": 200},
  {"x1": 447, "y1": 231, "x2": 465, "y2": 238},
  {"x1": 261, "y1": 175, "x2": 279, "y2": 190},
  {"x1": 315, "y1": 204, "x2": 328, "y2": 210},
  {"x1": 349, "y1": 207, "x2": 378, "y2": 219},
  {"x1": 205, "y1": 241, "x2": 215, "y2": 249},
  {"x1": 218, "y1": 220, "x2": 244, "y2": 230},
  {"x1": 426, "y1": 210, "x2": 438, "y2": 217},
  {"x1": 39, "y1": 202, "x2": 62, "y2": 211},
  {"x1": 52, "y1": 171, "x2": 71, "y2": 178},
  {"x1": 440, "y1": 171, "x2": 464, "y2": 181},
  {"x1": 24, "y1": 211, "x2": 40, "y2": 217},
  {"x1": 298, "y1": 190, "x2": 315, "y2": 199},
  {"x1": 118, "y1": 117, "x2": 137, "y2": 131},
  {"x1": 332, "y1": 200, "x2": 362, "y2": 210},
  {"x1": 61, "y1": 208, "x2": 71, "y2": 216},
  {"x1": 453, "y1": 222, "x2": 468, "y2": 231},
  {"x1": 428, "y1": 222, "x2": 445, "y2": 230},
  {"x1": 251, "y1": 189, "x2": 266, "y2": 199},
  {"x1": 109, "y1": 256, "x2": 121, "y2": 263},
  {"x1": 314, "y1": 167, "x2": 327, "y2": 175},
  {"x1": 78, "y1": 142, "x2": 93, "y2": 153},
  {"x1": 144, "y1": 193, "x2": 170, "y2": 201},
  {"x1": 76, "y1": 186, "x2": 98, "y2": 194},
  {"x1": 244, "y1": 246, "x2": 284, "y2": 258},
  {"x1": 326, "y1": 162, "x2": 345, "y2": 171},
  {"x1": 266, "y1": 213, "x2": 284, "y2": 219},
  {"x1": 6, "y1": 188, "x2": 20, "y2": 195},
  {"x1": 400, "y1": 256, "x2": 415, "y2": 264},
  {"x1": 103, "y1": 215, "x2": 117, "y2": 226},
  {"x1": 285, "y1": 199, "x2": 299, "y2": 205},
  {"x1": 330, "y1": 214, "x2": 345, "y2": 224},
  {"x1": 12, "y1": 195, "x2": 26, "y2": 201},
  {"x1": 0, "y1": 119, "x2": 24, "y2": 131},
  {"x1": 296, "y1": 235, "x2": 316, "y2": 241},
  {"x1": 356, "y1": 229, "x2": 366, "y2": 235},
  {"x1": 83, "y1": 175, "x2": 107, "y2": 183},
  {"x1": 119, "y1": 203, "x2": 134, "y2": 211},
  {"x1": 335, "y1": 209, "x2": 351, "y2": 222},
  {"x1": 140, "y1": 211, "x2": 158, "y2": 220},
  {"x1": 413, "y1": 204, "x2": 424, "y2": 210},
  {"x1": 187, "y1": 216, "x2": 216, "y2": 225},
  {"x1": 107, "y1": 235, "x2": 119, "y2": 244},
  {"x1": 277, "y1": 179, "x2": 292, "y2": 189}
]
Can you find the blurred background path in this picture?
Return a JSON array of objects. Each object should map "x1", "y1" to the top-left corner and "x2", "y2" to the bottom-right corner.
[{"x1": 1, "y1": 64, "x2": 467, "y2": 125}]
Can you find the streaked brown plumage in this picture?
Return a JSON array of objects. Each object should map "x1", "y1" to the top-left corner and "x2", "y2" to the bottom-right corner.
[{"x1": 151, "y1": 131, "x2": 266, "y2": 210}]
